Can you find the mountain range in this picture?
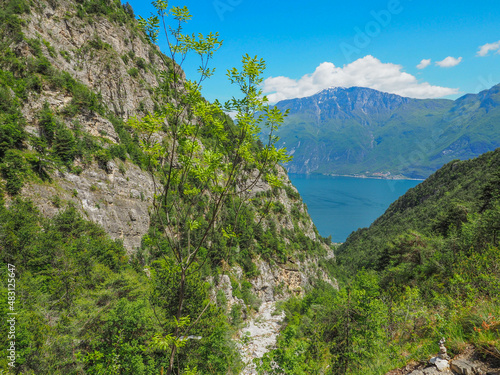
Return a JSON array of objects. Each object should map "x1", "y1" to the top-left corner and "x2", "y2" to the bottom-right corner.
[{"x1": 272, "y1": 84, "x2": 500, "y2": 178}]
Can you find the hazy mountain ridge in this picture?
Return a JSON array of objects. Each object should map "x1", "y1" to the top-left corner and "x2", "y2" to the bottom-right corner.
[{"x1": 274, "y1": 85, "x2": 500, "y2": 178}]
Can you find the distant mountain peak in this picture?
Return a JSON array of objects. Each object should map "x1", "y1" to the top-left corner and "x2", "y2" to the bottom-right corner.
[
  {"x1": 317, "y1": 86, "x2": 405, "y2": 98},
  {"x1": 271, "y1": 82, "x2": 500, "y2": 178},
  {"x1": 279, "y1": 86, "x2": 414, "y2": 116},
  {"x1": 324, "y1": 86, "x2": 348, "y2": 91}
]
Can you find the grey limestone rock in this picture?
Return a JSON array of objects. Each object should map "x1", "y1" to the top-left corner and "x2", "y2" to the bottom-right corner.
[
  {"x1": 450, "y1": 359, "x2": 482, "y2": 375},
  {"x1": 22, "y1": 161, "x2": 154, "y2": 252}
]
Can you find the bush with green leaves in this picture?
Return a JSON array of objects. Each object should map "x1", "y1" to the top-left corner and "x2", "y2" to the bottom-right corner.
[
  {"x1": 53, "y1": 125, "x2": 77, "y2": 164},
  {"x1": 0, "y1": 199, "x2": 242, "y2": 373},
  {"x1": 131, "y1": 2, "x2": 291, "y2": 373},
  {"x1": 0, "y1": 100, "x2": 25, "y2": 154},
  {"x1": 127, "y1": 67, "x2": 139, "y2": 77},
  {"x1": 38, "y1": 102, "x2": 56, "y2": 144},
  {"x1": 0, "y1": 149, "x2": 28, "y2": 194}
]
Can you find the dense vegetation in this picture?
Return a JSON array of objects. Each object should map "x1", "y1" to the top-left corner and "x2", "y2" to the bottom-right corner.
[
  {"x1": 0, "y1": 199, "x2": 243, "y2": 374},
  {"x1": 259, "y1": 149, "x2": 500, "y2": 374}
]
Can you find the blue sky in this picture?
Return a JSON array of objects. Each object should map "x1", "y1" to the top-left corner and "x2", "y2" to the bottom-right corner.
[{"x1": 127, "y1": 0, "x2": 500, "y2": 104}]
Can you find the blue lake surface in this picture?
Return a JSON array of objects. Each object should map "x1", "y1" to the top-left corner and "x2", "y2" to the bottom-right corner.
[{"x1": 288, "y1": 174, "x2": 421, "y2": 243}]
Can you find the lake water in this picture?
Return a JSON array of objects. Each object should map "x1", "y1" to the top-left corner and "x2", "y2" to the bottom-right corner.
[{"x1": 288, "y1": 174, "x2": 421, "y2": 242}]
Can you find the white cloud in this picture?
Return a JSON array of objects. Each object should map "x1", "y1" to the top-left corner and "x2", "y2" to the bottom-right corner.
[
  {"x1": 263, "y1": 55, "x2": 459, "y2": 103},
  {"x1": 224, "y1": 110, "x2": 238, "y2": 120},
  {"x1": 417, "y1": 59, "x2": 431, "y2": 69},
  {"x1": 477, "y1": 40, "x2": 500, "y2": 57},
  {"x1": 435, "y1": 56, "x2": 462, "y2": 68}
]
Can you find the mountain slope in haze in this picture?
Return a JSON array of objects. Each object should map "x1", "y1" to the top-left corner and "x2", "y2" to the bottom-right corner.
[
  {"x1": 429, "y1": 83, "x2": 500, "y2": 165},
  {"x1": 273, "y1": 85, "x2": 500, "y2": 178}
]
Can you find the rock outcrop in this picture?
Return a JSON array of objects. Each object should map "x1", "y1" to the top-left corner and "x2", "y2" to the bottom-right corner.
[
  {"x1": 21, "y1": 160, "x2": 153, "y2": 251},
  {"x1": 22, "y1": 1, "x2": 163, "y2": 119}
]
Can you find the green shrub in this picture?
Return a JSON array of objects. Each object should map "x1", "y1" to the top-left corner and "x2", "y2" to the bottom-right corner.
[
  {"x1": 284, "y1": 184, "x2": 300, "y2": 200},
  {"x1": 25, "y1": 74, "x2": 42, "y2": 92},
  {"x1": 26, "y1": 37, "x2": 43, "y2": 57},
  {"x1": 42, "y1": 39, "x2": 56, "y2": 57},
  {"x1": 74, "y1": 0, "x2": 134, "y2": 25},
  {"x1": 0, "y1": 149, "x2": 28, "y2": 195},
  {"x1": 0, "y1": 85, "x2": 17, "y2": 113},
  {"x1": 127, "y1": 67, "x2": 139, "y2": 77},
  {"x1": 38, "y1": 102, "x2": 56, "y2": 144},
  {"x1": 0, "y1": 119, "x2": 25, "y2": 157},
  {"x1": 53, "y1": 126, "x2": 76, "y2": 164},
  {"x1": 95, "y1": 148, "x2": 111, "y2": 170},
  {"x1": 6, "y1": 0, "x2": 31, "y2": 15},
  {"x1": 118, "y1": 163, "x2": 126, "y2": 175},
  {"x1": 0, "y1": 3, "x2": 28, "y2": 43},
  {"x1": 136, "y1": 57, "x2": 146, "y2": 70},
  {"x1": 110, "y1": 144, "x2": 127, "y2": 160},
  {"x1": 31, "y1": 56, "x2": 52, "y2": 75},
  {"x1": 0, "y1": 86, "x2": 25, "y2": 157},
  {"x1": 50, "y1": 194, "x2": 62, "y2": 208},
  {"x1": 230, "y1": 304, "x2": 243, "y2": 326},
  {"x1": 122, "y1": 2, "x2": 134, "y2": 18},
  {"x1": 88, "y1": 36, "x2": 112, "y2": 50},
  {"x1": 59, "y1": 50, "x2": 71, "y2": 62}
]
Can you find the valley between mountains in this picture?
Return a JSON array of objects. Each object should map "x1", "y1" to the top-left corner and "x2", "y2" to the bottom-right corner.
[{"x1": 0, "y1": 0, "x2": 499, "y2": 374}]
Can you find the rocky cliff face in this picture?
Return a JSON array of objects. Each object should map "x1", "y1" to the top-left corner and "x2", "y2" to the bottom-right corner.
[
  {"x1": 20, "y1": 0, "x2": 162, "y2": 119},
  {"x1": 21, "y1": 160, "x2": 154, "y2": 251},
  {"x1": 2, "y1": 0, "x2": 334, "y2": 292},
  {"x1": 2, "y1": 0, "x2": 162, "y2": 251}
]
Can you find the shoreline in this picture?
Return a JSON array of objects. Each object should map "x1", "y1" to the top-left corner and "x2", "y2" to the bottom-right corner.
[
  {"x1": 289, "y1": 172, "x2": 425, "y2": 181},
  {"x1": 326, "y1": 173, "x2": 425, "y2": 181}
]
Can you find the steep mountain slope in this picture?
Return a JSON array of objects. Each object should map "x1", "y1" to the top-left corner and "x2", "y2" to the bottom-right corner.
[
  {"x1": 1, "y1": 0, "x2": 165, "y2": 249},
  {"x1": 428, "y1": 84, "x2": 500, "y2": 167},
  {"x1": 0, "y1": 1, "x2": 335, "y2": 373},
  {"x1": 273, "y1": 86, "x2": 500, "y2": 178},
  {"x1": 337, "y1": 147, "x2": 500, "y2": 273}
]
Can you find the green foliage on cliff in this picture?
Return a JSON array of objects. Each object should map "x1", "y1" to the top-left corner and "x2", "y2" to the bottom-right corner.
[
  {"x1": 0, "y1": 0, "x2": 153, "y2": 193},
  {"x1": 0, "y1": 199, "x2": 241, "y2": 374}
]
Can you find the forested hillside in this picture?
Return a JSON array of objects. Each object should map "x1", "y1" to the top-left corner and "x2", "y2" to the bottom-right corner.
[{"x1": 258, "y1": 149, "x2": 500, "y2": 374}]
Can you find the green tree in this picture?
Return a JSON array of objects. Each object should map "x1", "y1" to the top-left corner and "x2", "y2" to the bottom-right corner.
[
  {"x1": 38, "y1": 101, "x2": 56, "y2": 145},
  {"x1": 53, "y1": 125, "x2": 76, "y2": 164},
  {"x1": 132, "y1": 2, "x2": 290, "y2": 374}
]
